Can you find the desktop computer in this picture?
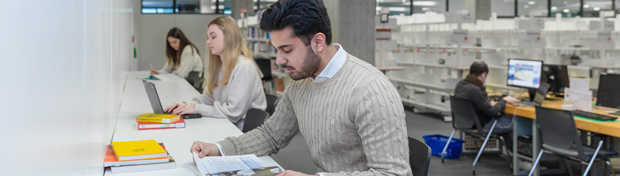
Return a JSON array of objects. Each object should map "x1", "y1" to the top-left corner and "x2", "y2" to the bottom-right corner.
[
  {"x1": 541, "y1": 64, "x2": 570, "y2": 97},
  {"x1": 596, "y1": 73, "x2": 620, "y2": 109},
  {"x1": 507, "y1": 59, "x2": 543, "y2": 101}
]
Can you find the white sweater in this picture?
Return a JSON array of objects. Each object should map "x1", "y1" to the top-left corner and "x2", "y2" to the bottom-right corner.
[
  {"x1": 189, "y1": 56, "x2": 267, "y2": 129},
  {"x1": 160, "y1": 46, "x2": 203, "y2": 78}
]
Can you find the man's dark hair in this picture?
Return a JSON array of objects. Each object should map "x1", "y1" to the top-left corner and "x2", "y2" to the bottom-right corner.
[
  {"x1": 259, "y1": 0, "x2": 331, "y2": 46},
  {"x1": 469, "y1": 61, "x2": 489, "y2": 76}
]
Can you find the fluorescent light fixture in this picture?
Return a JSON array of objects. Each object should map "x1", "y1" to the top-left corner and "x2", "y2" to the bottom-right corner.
[
  {"x1": 551, "y1": 6, "x2": 557, "y2": 11},
  {"x1": 389, "y1": 7, "x2": 407, "y2": 12},
  {"x1": 413, "y1": 1, "x2": 437, "y2": 6},
  {"x1": 422, "y1": 7, "x2": 430, "y2": 11},
  {"x1": 584, "y1": 5, "x2": 590, "y2": 8},
  {"x1": 528, "y1": 1, "x2": 535, "y2": 5},
  {"x1": 593, "y1": 7, "x2": 600, "y2": 11},
  {"x1": 563, "y1": 9, "x2": 570, "y2": 13}
]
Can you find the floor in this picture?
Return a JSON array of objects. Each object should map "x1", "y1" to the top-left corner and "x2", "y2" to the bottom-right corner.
[{"x1": 270, "y1": 108, "x2": 514, "y2": 176}]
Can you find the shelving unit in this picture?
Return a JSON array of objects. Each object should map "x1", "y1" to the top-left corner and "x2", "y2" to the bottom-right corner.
[{"x1": 384, "y1": 12, "x2": 620, "y2": 121}]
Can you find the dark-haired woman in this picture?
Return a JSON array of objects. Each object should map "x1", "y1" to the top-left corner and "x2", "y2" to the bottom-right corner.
[{"x1": 151, "y1": 27, "x2": 203, "y2": 79}]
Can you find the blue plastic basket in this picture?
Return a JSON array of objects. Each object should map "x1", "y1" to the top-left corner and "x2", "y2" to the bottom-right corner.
[{"x1": 422, "y1": 134, "x2": 465, "y2": 159}]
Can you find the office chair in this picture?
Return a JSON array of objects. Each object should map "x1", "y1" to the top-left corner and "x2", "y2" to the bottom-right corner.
[
  {"x1": 254, "y1": 57, "x2": 273, "y2": 81},
  {"x1": 442, "y1": 96, "x2": 511, "y2": 175},
  {"x1": 242, "y1": 108, "x2": 269, "y2": 133},
  {"x1": 265, "y1": 94, "x2": 278, "y2": 116},
  {"x1": 409, "y1": 137, "x2": 431, "y2": 176},
  {"x1": 529, "y1": 106, "x2": 616, "y2": 176},
  {"x1": 186, "y1": 71, "x2": 204, "y2": 92}
]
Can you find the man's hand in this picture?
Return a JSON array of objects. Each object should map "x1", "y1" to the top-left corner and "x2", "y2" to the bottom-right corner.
[
  {"x1": 276, "y1": 170, "x2": 314, "y2": 176},
  {"x1": 490, "y1": 100, "x2": 497, "y2": 106},
  {"x1": 502, "y1": 96, "x2": 521, "y2": 103},
  {"x1": 190, "y1": 141, "x2": 222, "y2": 158}
]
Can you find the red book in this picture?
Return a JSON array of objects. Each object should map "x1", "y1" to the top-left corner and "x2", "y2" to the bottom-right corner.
[
  {"x1": 137, "y1": 118, "x2": 185, "y2": 130},
  {"x1": 104, "y1": 143, "x2": 169, "y2": 167}
]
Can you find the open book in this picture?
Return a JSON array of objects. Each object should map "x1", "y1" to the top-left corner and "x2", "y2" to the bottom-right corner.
[{"x1": 193, "y1": 153, "x2": 283, "y2": 176}]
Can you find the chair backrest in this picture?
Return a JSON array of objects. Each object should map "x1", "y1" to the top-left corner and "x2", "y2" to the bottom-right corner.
[
  {"x1": 409, "y1": 137, "x2": 431, "y2": 176},
  {"x1": 242, "y1": 108, "x2": 269, "y2": 133},
  {"x1": 535, "y1": 106, "x2": 586, "y2": 160},
  {"x1": 450, "y1": 96, "x2": 484, "y2": 133},
  {"x1": 185, "y1": 71, "x2": 204, "y2": 92},
  {"x1": 265, "y1": 94, "x2": 278, "y2": 116},
  {"x1": 254, "y1": 58, "x2": 273, "y2": 81}
]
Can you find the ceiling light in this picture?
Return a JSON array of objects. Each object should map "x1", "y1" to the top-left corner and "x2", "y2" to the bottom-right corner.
[
  {"x1": 593, "y1": 7, "x2": 601, "y2": 11},
  {"x1": 413, "y1": 1, "x2": 437, "y2": 6},
  {"x1": 551, "y1": 6, "x2": 557, "y2": 11},
  {"x1": 563, "y1": 9, "x2": 570, "y2": 13},
  {"x1": 422, "y1": 7, "x2": 430, "y2": 11},
  {"x1": 389, "y1": 7, "x2": 407, "y2": 12},
  {"x1": 584, "y1": 5, "x2": 590, "y2": 8},
  {"x1": 528, "y1": 1, "x2": 535, "y2": 5},
  {"x1": 524, "y1": 5, "x2": 529, "y2": 8}
]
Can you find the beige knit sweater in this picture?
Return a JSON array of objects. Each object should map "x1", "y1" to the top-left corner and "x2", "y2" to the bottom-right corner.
[{"x1": 218, "y1": 54, "x2": 411, "y2": 176}]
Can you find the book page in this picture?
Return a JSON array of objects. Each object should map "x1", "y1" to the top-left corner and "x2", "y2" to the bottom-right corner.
[{"x1": 193, "y1": 153, "x2": 265, "y2": 175}]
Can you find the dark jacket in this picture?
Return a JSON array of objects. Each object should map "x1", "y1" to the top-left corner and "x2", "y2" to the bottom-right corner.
[{"x1": 454, "y1": 74, "x2": 506, "y2": 128}]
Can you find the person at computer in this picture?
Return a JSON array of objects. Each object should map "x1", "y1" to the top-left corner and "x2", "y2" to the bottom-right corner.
[
  {"x1": 190, "y1": 1, "x2": 411, "y2": 176},
  {"x1": 151, "y1": 27, "x2": 204, "y2": 79},
  {"x1": 164, "y1": 16, "x2": 267, "y2": 130},
  {"x1": 454, "y1": 61, "x2": 521, "y2": 148}
]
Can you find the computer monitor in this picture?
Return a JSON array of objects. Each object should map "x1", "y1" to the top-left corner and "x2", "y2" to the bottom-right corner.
[
  {"x1": 507, "y1": 59, "x2": 543, "y2": 89},
  {"x1": 541, "y1": 64, "x2": 570, "y2": 95},
  {"x1": 596, "y1": 73, "x2": 620, "y2": 109}
]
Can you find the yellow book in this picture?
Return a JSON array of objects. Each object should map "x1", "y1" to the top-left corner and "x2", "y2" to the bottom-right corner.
[
  {"x1": 136, "y1": 113, "x2": 180, "y2": 123},
  {"x1": 112, "y1": 139, "x2": 167, "y2": 161}
]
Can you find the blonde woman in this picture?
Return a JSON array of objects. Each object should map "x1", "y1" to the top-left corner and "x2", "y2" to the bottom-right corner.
[{"x1": 165, "y1": 16, "x2": 267, "y2": 129}]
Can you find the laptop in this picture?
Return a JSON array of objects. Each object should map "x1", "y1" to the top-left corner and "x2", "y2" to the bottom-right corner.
[
  {"x1": 514, "y1": 82, "x2": 550, "y2": 107},
  {"x1": 142, "y1": 80, "x2": 202, "y2": 119}
]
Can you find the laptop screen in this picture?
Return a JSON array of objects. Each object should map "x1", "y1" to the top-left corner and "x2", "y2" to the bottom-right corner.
[
  {"x1": 533, "y1": 82, "x2": 550, "y2": 105},
  {"x1": 142, "y1": 80, "x2": 165, "y2": 114}
]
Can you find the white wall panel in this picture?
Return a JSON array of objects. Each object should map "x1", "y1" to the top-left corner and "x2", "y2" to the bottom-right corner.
[{"x1": 0, "y1": 0, "x2": 135, "y2": 175}]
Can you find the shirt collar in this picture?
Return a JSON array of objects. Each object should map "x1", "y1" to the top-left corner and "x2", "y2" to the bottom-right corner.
[{"x1": 313, "y1": 43, "x2": 346, "y2": 82}]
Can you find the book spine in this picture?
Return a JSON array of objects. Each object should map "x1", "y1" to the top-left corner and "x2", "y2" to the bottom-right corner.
[
  {"x1": 136, "y1": 118, "x2": 172, "y2": 123},
  {"x1": 138, "y1": 122, "x2": 185, "y2": 130}
]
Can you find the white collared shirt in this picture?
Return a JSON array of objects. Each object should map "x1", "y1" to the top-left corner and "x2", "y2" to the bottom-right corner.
[{"x1": 313, "y1": 43, "x2": 346, "y2": 82}]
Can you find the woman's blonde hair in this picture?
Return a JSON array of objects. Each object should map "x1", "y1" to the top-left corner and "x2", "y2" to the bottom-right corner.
[{"x1": 205, "y1": 16, "x2": 255, "y2": 94}]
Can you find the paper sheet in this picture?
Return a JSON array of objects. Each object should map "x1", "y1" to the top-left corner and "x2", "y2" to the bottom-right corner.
[
  {"x1": 565, "y1": 88, "x2": 592, "y2": 112},
  {"x1": 193, "y1": 153, "x2": 265, "y2": 175},
  {"x1": 569, "y1": 77, "x2": 589, "y2": 92}
]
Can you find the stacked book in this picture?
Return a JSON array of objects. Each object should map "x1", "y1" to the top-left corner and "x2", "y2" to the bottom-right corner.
[
  {"x1": 136, "y1": 113, "x2": 185, "y2": 130},
  {"x1": 105, "y1": 139, "x2": 176, "y2": 173}
]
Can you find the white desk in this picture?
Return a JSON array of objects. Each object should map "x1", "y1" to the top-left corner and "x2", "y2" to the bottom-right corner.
[{"x1": 105, "y1": 72, "x2": 279, "y2": 175}]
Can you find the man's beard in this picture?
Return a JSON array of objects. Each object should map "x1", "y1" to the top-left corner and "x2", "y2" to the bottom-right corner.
[{"x1": 283, "y1": 46, "x2": 321, "y2": 80}]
